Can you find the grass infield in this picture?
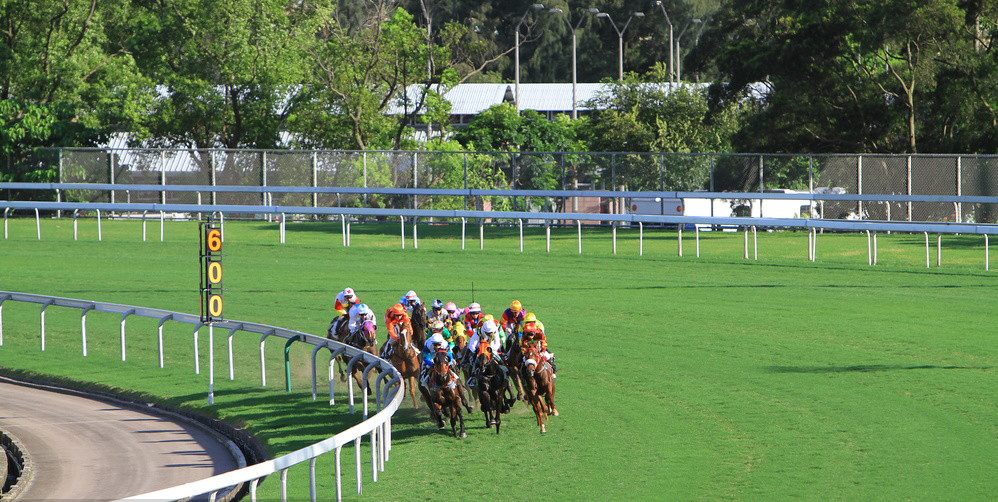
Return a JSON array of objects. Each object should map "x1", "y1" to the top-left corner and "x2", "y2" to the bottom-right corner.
[{"x1": 0, "y1": 217, "x2": 996, "y2": 501}]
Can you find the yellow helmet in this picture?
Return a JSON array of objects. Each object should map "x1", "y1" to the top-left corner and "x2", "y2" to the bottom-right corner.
[
  {"x1": 510, "y1": 300, "x2": 522, "y2": 313},
  {"x1": 484, "y1": 314, "x2": 495, "y2": 322},
  {"x1": 524, "y1": 312, "x2": 537, "y2": 323}
]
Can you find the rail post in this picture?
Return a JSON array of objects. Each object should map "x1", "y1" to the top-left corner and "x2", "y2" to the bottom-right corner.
[
  {"x1": 120, "y1": 309, "x2": 135, "y2": 361},
  {"x1": 80, "y1": 304, "x2": 95, "y2": 356},
  {"x1": 39, "y1": 299, "x2": 55, "y2": 351}
]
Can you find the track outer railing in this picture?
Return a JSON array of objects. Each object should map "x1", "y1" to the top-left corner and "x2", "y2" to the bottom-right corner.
[{"x1": 0, "y1": 292, "x2": 404, "y2": 502}]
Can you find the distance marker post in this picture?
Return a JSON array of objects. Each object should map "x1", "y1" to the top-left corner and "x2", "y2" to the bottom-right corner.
[{"x1": 199, "y1": 219, "x2": 224, "y2": 404}]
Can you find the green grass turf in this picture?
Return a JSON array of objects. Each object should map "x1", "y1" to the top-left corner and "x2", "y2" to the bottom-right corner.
[{"x1": 0, "y1": 216, "x2": 996, "y2": 501}]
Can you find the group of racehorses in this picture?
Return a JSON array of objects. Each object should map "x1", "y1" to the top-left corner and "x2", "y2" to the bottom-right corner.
[{"x1": 328, "y1": 302, "x2": 557, "y2": 436}]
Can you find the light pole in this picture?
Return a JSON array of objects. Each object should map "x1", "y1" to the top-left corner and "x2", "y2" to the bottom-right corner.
[
  {"x1": 596, "y1": 11, "x2": 645, "y2": 81},
  {"x1": 550, "y1": 7, "x2": 600, "y2": 119},
  {"x1": 515, "y1": 4, "x2": 546, "y2": 114},
  {"x1": 675, "y1": 18, "x2": 702, "y2": 83},
  {"x1": 653, "y1": 1, "x2": 674, "y2": 84}
]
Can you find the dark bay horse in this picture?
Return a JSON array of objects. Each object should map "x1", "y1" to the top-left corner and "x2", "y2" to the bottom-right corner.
[
  {"x1": 521, "y1": 345, "x2": 558, "y2": 433},
  {"x1": 409, "y1": 303, "x2": 427, "y2": 348},
  {"x1": 504, "y1": 337, "x2": 525, "y2": 402},
  {"x1": 475, "y1": 346, "x2": 515, "y2": 434},
  {"x1": 419, "y1": 350, "x2": 467, "y2": 438},
  {"x1": 331, "y1": 321, "x2": 379, "y2": 390},
  {"x1": 388, "y1": 323, "x2": 421, "y2": 407}
]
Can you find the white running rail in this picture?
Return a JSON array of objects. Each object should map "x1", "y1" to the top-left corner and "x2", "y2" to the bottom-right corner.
[{"x1": 0, "y1": 292, "x2": 403, "y2": 502}]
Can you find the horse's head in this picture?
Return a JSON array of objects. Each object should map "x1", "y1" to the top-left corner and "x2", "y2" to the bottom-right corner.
[
  {"x1": 522, "y1": 345, "x2": 541, "y2": 376},
  {"x1": 360, "y1": 321, "x2": 377, "y2": 347}
]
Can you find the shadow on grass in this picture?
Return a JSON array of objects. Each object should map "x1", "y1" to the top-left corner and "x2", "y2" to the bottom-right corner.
[{"x1": 764, "y1": 364, "x2": 992, "y2": 373}]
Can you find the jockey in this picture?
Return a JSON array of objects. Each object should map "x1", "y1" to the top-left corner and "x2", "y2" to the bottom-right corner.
[
  {"x1": 463, "y1": 302, "x2": 486, "y2": 331},
  {"x1": 398, "y1": 290, "x2": 422, "y2": 314},
  {"x1": 428, "y1": 299, "x2": 448, "y2": 323},
  {"x1": 468, "y1": 320, "x2": 502, "y2": 360},
  {"x1": 347, "y1": 303, "x2": 376, "y2": 334},
  {"x1": 421, "y1": 324, "x2": 473, "y2": 412},
  {"x1": 465, "y1": 319, "x2": 506, "y2": 387},
  {"x1": 333, "y1": 287, "x2": 360, "y2": 317},
  {"x1": 380, "y1": 303, "x2": 412, "y2": 359},
  {"x1": 500, "y1": 300, "x2": 526, "y2": 341},
  {"x1": 427, "y1": 319, "x2": 455, "y2": 348},
  {"x1": 520, "y1": 312, "x2": 556, "y2": 376}
]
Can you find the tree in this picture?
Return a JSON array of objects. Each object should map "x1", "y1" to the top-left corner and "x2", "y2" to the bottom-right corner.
[
  {"x1": 692, "y1": 0, "x2": 967, "y2": 154},
  {"x1": 0, "y1": 0, "x2": 151, "y2": 188}
]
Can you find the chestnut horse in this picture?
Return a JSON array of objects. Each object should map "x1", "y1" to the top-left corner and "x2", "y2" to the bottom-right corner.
[
  {"x1": 388, "y1": 324, "x2": 421, "y2": 407},
  {"x1": 521, "y1": 345, "x2": 558, "y2": 433},
  {"x1": 419, "y1": 350, "x2": 467, "y2": 438}
]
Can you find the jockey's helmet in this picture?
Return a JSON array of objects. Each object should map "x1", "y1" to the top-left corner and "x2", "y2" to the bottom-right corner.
[
  {"x1": 357, "y1": 304, "x2": 372, "y2": 317},
  {"x1": 430, "y1": 320, "x2": 445, "y2": 332},
  {"x1": 388, "y1": 303, "x2": 406, "y2": 319},
  {"x1": 404, "y1": 290, "x2": 417, "y2": 299},
  {"x1": 343, "y1": 287, "x2": 355, "y2": 299},
  {"x1": 482, "y1": 320, "x2": 498, "y2": 334},
  {"x1": 445, "y1": 302, "x2": 458, "y2": 313},
  {"x1": 510, "y1": 300, "x2": 522, "y2": 313},
  {"x1": 468, "y1": 302, "x2": 481, "y2": 313},
  {"x1": 524, "y1": 312, "x2": 537, "y2": 323},
  {"x1": 432, "y1": 299, "x2": 444, "y2": 310}
]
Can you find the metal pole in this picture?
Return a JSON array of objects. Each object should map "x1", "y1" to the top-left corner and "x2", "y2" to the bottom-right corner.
[
  {"x1": 208, "y1": 324, "x2": 215, "y2": 404},
  {"x1": 546, "y1": 222, "x2": 551, "y2": 253},
  {"x1": 461, "y1": 217, "x2": 466, "y2": 250},
  {"x1": 986, "y1": 234, "x2": 990, "y2": 271},
  {"x1": 867, "y1": 230, "x2": 873, "y2": 266},
  {"x1": 577, "y1": 220, "x2": 582, "y2": 254},
  {"x1": 752, "y1": 225, "x2": 758, "y2": 260},
  {"x1": 480, "y1": 220, "x2": 484, "y2": 250},
  {"x1": 677, "y1": 225, "x2": 683, "y2": 257},
  {"x1": 695, "y1": 225, "x2": 701, "y2": 257},
  {"x1": 857, "y1": 155, "x2": 864, "y2": 219},
  {"x1": 924, "y1": 232, "x2": 930, "y2": 268},
  {"x1": 937, "y1": 234, "x2": 942, "y2": 267},
  {"x1": 400, "y1": 216, "x2": 405, "y2": 249},
  {"x1": 612, "y1": 223, "x2": 617, "y2": 255},
  {"x1": 906, "y1": 155, "x2": 913, "y2": 221},
  {"x1": 743, "y1": 227, "x2": 749, "y2": 259}
]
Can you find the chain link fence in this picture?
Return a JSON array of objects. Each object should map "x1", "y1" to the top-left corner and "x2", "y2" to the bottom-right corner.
[{"x1": 13, "y1": 148, "x2": 998, "y2": 223}]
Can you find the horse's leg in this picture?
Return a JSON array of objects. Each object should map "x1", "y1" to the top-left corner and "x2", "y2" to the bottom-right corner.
[
  {"x1": 546, "y1": 379, "x2": 558, "y2": 416},
  {"x1": 407, "y1": 376, "x2": 419, "y2": 408},
  {"x1": 511, "y1": 371, "x2": 525, "y2": 401},
  {"x1": 532, "y1": 396, "x2": 548, "y2": 433},
  {"x1": 335, "y1": 355, "x2": 347, "y2": 382}
]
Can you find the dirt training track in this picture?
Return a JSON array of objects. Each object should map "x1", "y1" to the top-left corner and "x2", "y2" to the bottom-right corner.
[{"x1": 0, "y1": 377, "x2": 240, "y2": 500}]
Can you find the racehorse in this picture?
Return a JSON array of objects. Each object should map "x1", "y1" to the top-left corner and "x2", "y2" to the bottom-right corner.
[
  {"x1": 419, "y1": 350, "x2": 467, "y2": 438},
  {"x1": 333, "y1": 321, "x2": 379, "y2": 390},
  {"x1": 504, "y1": 336, "x2": 525, "y2": 402},
  {"x1": 410, "y1": 303, "x2": 427, "y2": 348},
  {"x1": 474, "y1": 344, "x2": 515, "y2": 434},
  {"x1": 387, "y1": 322, "x2": 421, "y2": 407},
  {"x1": 521, "y1": 345, "x2": 558, "y2": 433}
]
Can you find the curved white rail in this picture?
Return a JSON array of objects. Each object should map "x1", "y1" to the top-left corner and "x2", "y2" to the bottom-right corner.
[{"x1": 0, "y1": 292, "x2": 404, "y2": 502}]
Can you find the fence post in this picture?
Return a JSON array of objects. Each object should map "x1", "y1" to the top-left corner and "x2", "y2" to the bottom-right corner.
[
  {"x1": 461, "y1": 217, "x2": 466, "y2": 250},
  {"x1": 109, "y1": 151, "x2": 116, "y2": 204},
  {"x1": 577, "y1": 220, "x2": 582, "y2": 254},
  {"x1": 312, "y1": 151, "x2": 318, "y2": 209},
  {"x1": 678, "y1": 226, "x2": 683, "y2": 257},
  {"x1": 937, "y1": 234, "x2": 942, "y2": 267},
  {"x1": 857, "y1": 155, "x2": 864, "y2": 219},
  {"x1": 161, "y1": 150, "x2": 167, "y2": 204},
  {"x1": 906, "y1": 155, "x2": 913, "y2": 221},
  {"x1": 924, "y1": 232, "x2": 930, "y2": 268},
  {"x1": 261, "y1": 151, "x2": 268, "y2": 207},
  {"x1": 986, "y1": 234, "x2": 990, "y2": 271},
  {"x1": 463, "y1": 153, "x2": 469, "y2": 211},
  {"x1": 696, "y1": 225, "x2": 701, "y2": 257},
  {"x1": 400, "y1": 216, "x2": 405, "y2": 249},
  {"x1": 210, "y1": 150, "x2": 217, "y2": 206},
  {"x1": 956, "y1": 156, "x2": 962, "y2": 222},
  {"x1": 758, "y1": 155, "x2": 764, "y2": 192}
]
